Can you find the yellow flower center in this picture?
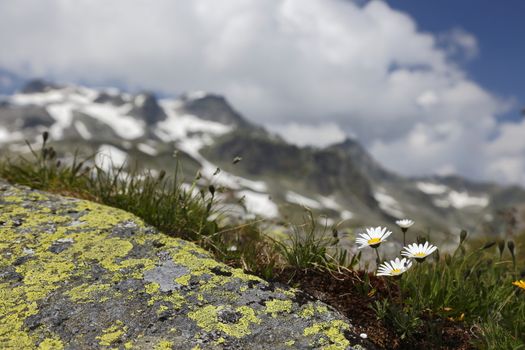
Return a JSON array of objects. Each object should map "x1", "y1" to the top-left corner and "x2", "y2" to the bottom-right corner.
[
  {"x1": 368, "y1": 238, "x2": 381, "y2": 245},
  {"x1": 391, "y1": 269, "x2": 401, "y2": 274},
  {"x1": 414, "y1": 252, "x2": 426, "y2": 257}
]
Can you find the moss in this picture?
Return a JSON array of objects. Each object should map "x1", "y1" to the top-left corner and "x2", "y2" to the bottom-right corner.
[
  {"x1": 303, "y1": 320, "x2": 350, "y2": 350},
  {"x1": 264, "y1": 299, "x2": 293, "y2": 317}
]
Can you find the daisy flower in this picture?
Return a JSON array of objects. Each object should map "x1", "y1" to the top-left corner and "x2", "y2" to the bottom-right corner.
[
  {"x1": 396, "y1": 219, "x2": 415, "y2": 230},
  {"x1": 377, "y1": 257, "x2": 413, "y2": 277},
  {"x1": 396, "y1": 219, "x2": 414, "y2": 246},
  {"x1": 356, "y1": 226, "x2": 392, "y2": 249},
  {"x1": 513, "y1": 280, "x2": 525, "y2": 290},
  {"x1": 402, "y1": 242, "x2": 438, "y2": 262}
]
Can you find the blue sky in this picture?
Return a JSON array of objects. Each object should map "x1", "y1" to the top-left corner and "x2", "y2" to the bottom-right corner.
[
  {"x1": 0, "y1": 0, "x2": 524, "y2": 185},
  {"x1": 391, "y1": 0, "x2": 525, "y2": 122}
]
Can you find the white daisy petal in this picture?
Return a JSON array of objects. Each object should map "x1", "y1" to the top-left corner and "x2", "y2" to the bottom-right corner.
[
  {"x1": 376, "y1": 257, "x2": 412, "y2": 277},
  {"x1": 355, "y1": 226, "x2": 392, "y2": 249},
  {"x1": 401, "y1": 242, "x2": 438, "y2": 260},
  {"x1": 396, "y1": 219, "x2": 415, "y2": 229}
]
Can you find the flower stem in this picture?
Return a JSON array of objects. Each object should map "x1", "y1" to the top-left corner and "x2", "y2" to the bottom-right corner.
[{"x1": 375, "y1": 247, "x2": 381, "y2": 266}]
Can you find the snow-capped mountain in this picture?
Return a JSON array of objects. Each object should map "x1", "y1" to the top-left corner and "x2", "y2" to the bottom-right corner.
[{"x1": 1, "y1": 79, "x2": 524, "y2": 243}]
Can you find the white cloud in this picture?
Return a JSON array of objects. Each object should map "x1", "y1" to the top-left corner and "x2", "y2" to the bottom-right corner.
[
  {"x1": 439, "y1": 28, "x2": 479, "y2": 60},
  {"x1": 0, "y1": 0, "x2": 523, "y2": 185}
]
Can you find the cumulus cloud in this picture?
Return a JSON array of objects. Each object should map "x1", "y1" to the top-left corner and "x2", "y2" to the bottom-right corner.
[
  {"x1": 0, "y1": 0, "x2": 523, "y2": 185},
  {"x1": 439, "y1": 28, "x2": 479, "y2": 60}
]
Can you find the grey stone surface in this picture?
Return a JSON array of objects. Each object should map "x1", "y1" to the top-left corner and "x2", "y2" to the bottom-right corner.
[{"x1": 0, "y1": 181, "x2": 369, "y2": 349}]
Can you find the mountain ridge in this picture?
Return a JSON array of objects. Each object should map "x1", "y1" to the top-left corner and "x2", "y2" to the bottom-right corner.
[{"x1": 1, "y1": 79, "x2": 524, "y2": 243}]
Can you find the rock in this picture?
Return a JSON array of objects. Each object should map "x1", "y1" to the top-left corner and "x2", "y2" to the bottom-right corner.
[{"x1": 0, "y1": 181, "x2": 366, "y2": 349}]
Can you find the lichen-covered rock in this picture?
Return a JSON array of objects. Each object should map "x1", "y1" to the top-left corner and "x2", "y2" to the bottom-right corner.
[{"x1": 0, "y1": 181, "x2": 366, "y2": 349}]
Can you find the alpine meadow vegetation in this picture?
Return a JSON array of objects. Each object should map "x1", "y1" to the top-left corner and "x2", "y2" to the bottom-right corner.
[{"x1": 1, "y1": 133, "x2": 524, "y2": 349}]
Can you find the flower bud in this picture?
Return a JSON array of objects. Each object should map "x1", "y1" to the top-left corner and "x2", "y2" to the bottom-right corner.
[
  {"x1": 508, "y1": 240, "x2": 515, "y2": 256},
  {"x1": 460, "y1": 230, "x2": 468, "y2": 244},
  {"x1": 498, "y1": 240, "x2": 505, "y2": 257},
  {"x1": 482, "y1": 241, "x2": 496, "y2": 250}
]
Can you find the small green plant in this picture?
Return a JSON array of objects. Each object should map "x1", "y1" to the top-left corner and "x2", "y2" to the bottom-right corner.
[
  {"x1": 372, "y1": 299, "x2": 422, "y2": 341},
  {"x1": 398, "y1": 231, "x2": 525, "y2": 347},
  {"x1": 272, "y1": 209, "x2": 348, "y2": 272}
]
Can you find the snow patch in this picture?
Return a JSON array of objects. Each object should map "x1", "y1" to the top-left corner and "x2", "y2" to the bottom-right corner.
[
  {"x1": 447, "y1": 191, "x2": 489, "y2": 208},
  {"x1": 238, "y1": 190, "x2": 279, "y2": 218},
  {"x1": 417, "y1": 182, "x2": 449, "y2": 195},
  {"x1": 81, "y1": 104, "x2": 144, "y2": 140},
  {"x1": 134, "y1": 94, "x2": 147, "y2": 107},
  {"x1": 46, "y1": 103, "x2": 76, "y2": 139},
  {"x1": 0, "y1": 127, "x2": 24, "y2": 144},
  {"x1": 10, "y1": 90, "x2": 65, "y2": 105},
  {"x1": 318, "y1": 196, "x2": 342, "y2": 211},
  {"x1": 95, "y1": 144, "x2": 128, "y2": 172},
  {"x1": 156, "y1": 100, "x2": 232, "y2": 143},
  {"x1": 432, "y1": 190, "x2": 489, "y2": 209},
  {"x1": 158, "y1": 100, "x2": 266, "y2": 192},
  {"x1": 286, "y1": 191, "x2": 322, "y2": 209},
  {"x1": 74, "y1": 121, "x2": 92, "y2": 140},
  {"x1": 341, "y1": 210, "x2": 354, "y2": 220},
  {"x1": 137, "y1": 143, "x2": 158, "y2": 156},
  {"x1": 186, "y1": 91, "x2": 208, "y2": 100},
  {"x1": 374, "y1": 189, "x2": 404, "y2": 218}
]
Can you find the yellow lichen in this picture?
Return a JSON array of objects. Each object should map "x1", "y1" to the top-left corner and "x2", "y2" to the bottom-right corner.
[
  {"x1": 174, "y1": 274, "x2": 191, "y2": 286},
  {"x1": 188, "y1": 305, "x2": 260, "y2": 338},
  {"x1": 38, "y1": 337, "x2": 64, "y2": 350},
  {"x1": 148, "y1": 290, "x2": 185, "y2": 309},
  {"x1": 145, "y1": 282, "x2": 160, "y2": 294},
  {"x1": 97, "y1": 321, "x2": 127, "y2": 346},
  {"x1": 154, "y1": 340, "x2": 174, "y2": 350},
  {"x1": 285, "y1": 340, "x2": 295, "y2": 346},
  {"x1": 303, "y1": 320, "x2": 350, "y2": 350},
  {"x1": 317, "y1": 305, "x2": 329, "y2": 314},
  {"x1": 300, "y1": 304, "x2": 316, "y2": 318},
  {"x1": 264, "y1": 299, "x2": 293, "y2": 317},
  {"x1": 157, "y1": 305, "x2": 169, "y2": 315},
  {"x1": 66, "y1": 283, "x2": 111, "y2": 302}
]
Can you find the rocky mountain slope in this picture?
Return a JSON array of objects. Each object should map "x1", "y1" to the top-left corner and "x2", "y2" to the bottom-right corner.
[{"x1": 1, "y1": 80, "x2": 524, "y2": 243}]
